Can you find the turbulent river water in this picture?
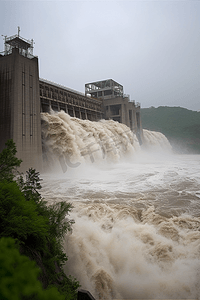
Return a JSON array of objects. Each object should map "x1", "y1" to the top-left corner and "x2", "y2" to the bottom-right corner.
[{"x1": 40, "y1": 111, "x2": 200, "y2": 299}]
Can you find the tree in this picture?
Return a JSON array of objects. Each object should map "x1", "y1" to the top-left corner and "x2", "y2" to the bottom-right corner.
[
  {"x1": 0, "y1": 180, "x2": 48, "y2": 250},
  {"x1": 0, "y1": 237, "x2": 65, "y2": 300},
  {"x1": 18, "y1": 168, "x2": 43, "y2": 203},
  {"x1": 0, "y1": 139, "x2": 22, "y2": 182}
]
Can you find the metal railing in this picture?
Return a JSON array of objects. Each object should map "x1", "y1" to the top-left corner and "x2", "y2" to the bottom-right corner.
[
  {"x1": 0, "y1": 48, "x2": 36, "y2": 59},
  {"x1": 5, "y1": 34, "x2": 32, "y2": 46}
]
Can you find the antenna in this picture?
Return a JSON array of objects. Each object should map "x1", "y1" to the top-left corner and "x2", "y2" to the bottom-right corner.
[
  {"x1": 1, "y1": 34, "x2": 7, "y2": 54},
  {"x1": 18, "y1": 26, "x2": 20, "y2": 37}
]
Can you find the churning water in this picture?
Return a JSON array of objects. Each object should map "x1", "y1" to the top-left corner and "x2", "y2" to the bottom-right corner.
[{"x1": 41, "y1": 111, "x2": 200, "y2": 299}]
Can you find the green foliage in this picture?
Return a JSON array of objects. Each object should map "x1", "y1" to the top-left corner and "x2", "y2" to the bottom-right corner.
[
  {"x1": 18, "y1": 168, "x2": 42, "y2": 203},
  {"x1": 0, "y1": 237, "x2": 65, "y2": 300},
  {"x1": 0, "y1": 140, "x2": 80, "y2": 299},
  {"x1": 0, "y1": 181, "x2": 48, "y2": 250},
  {"x1": 17, "y1": 171, "x2": 80, "y2": 298},
  {"x1": 141, "y1": 106, "x2": 200, "y2": 153},
  {"x1": 0, "y1": 139, "x2": 22, "y2": 182},
  {"x1": 39, "y1": 201, "x2": 79, "y2": 299},
  {"x1": 47, "y1": 201, "x2": 74, "y2": 241}
]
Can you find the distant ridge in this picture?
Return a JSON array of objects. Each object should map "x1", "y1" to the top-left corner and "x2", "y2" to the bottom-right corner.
[{"x1": 141, "y1": 106, "x2": 200, "y2": 154}]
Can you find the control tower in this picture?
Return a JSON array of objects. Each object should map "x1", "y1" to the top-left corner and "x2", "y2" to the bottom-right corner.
[
  {"x1": 85, "y1": 79, "x2": 143, "y2": 142},
  {"x1": 85, "y1": 79, "x2": 123, "y2": 99},
  {"x1": 0, "y1": 28, "x2": 42, "y2": 171},
  {"x1": 2, "y1": 27, "x2": 34, "y2": 58}
]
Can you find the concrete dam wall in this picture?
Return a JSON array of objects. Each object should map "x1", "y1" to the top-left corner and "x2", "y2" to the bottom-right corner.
[{"x1": 0, "y1": 32, "x2": 143, "y2": 172}]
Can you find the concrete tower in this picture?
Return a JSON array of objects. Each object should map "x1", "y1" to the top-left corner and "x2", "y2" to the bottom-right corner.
[
  {"x1": 0, "y1": 29, "x2": 42, "y2": 171},
  {"x1": 85, "y1": 79, "x2": 143, "y2": 143}
]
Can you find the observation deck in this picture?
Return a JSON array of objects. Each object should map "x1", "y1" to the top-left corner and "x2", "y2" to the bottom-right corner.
[
  {"x1": 1, "y1": 27, "x2": 35, "y2": 59},
  {"x1": 85, "y1": 79, "x2": 123, "y2": 99}
]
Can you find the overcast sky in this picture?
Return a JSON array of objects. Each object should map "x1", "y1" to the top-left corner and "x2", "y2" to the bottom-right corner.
[{"x1": 0, "y1": 0, "x2": 199, "y2": 111}]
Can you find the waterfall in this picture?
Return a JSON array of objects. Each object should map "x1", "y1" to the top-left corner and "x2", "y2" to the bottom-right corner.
[{"x1": 41, "y1": 110, "x2": 171, "y2": 172}]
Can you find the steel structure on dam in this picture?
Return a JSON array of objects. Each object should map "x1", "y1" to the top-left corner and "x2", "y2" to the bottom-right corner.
[
  {"x1": 0, "y1": 29, "x2": 142, "y2": 171},
  {"x1": 85, "y1": 79, "x2": 143, "y2": 143}
]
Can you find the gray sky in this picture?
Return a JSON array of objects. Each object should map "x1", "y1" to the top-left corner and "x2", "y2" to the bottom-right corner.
[{"x1": 0, "y1": 0, "x2": 199, "y2": 111}]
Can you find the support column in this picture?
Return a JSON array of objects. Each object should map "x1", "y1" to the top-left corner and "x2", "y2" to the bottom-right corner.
[
  {"x1": 121, "y1": 104, "x2": 126, "y2": 124},
  {"x1": 73, "y1": 106, "x2": 76, "y2": 117},
  {"x1": 85, "y1": 109, "x2": 88, "y2": 120},
  {"x1": 107, "y1": 105, "x2": 111, "y2": 119},
  {"x1": 49, "y1": 100, "x2": 52, "y2": 112},
  {"x1": 79, "y1": 107, "x2": 82, "y2": 119}
]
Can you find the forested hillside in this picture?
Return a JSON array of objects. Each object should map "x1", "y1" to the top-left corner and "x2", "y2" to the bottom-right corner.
[{"x1": 141, "y1": 106, "x2": 200, "y2": 153}]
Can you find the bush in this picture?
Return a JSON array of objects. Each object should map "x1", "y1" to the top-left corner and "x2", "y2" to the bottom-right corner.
[
  {"x1": 0, "y1": 181, "x2": 48, "y2": 250},
  {"x1": 0, "y1": 237, "x2": 65, "y2": 300}
]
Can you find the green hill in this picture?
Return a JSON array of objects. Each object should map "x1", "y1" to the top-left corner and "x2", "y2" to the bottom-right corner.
[{"x1": 141, "y1": 106, "x2": 200, "y2": 153}]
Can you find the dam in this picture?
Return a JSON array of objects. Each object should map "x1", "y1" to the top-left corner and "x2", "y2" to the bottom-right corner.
[{"x1": 0, "y1": 30, "x2": 143, "y2": 171}]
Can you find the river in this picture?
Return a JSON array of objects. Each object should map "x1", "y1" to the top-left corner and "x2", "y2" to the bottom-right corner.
[{"x1": 40, "y1": 111, "x2": 200, "y2": 299}]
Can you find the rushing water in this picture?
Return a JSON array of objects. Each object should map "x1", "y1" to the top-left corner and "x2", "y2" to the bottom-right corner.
[{"x1": 41, "y1": 111, "x2": 200, "y2": 299}]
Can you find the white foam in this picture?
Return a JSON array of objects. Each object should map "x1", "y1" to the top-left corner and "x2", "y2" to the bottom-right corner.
[{"x1": 40, "y1": 111, "x2": 200, "y2": 299}]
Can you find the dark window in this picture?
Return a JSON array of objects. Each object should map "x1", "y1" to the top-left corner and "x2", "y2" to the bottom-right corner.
[
  {"x1": 110, "y1": 104, "x2": 121, "y2": 115},
  {"x1": 104, "y1": 90, "x2": 112, "y2": 96}
]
